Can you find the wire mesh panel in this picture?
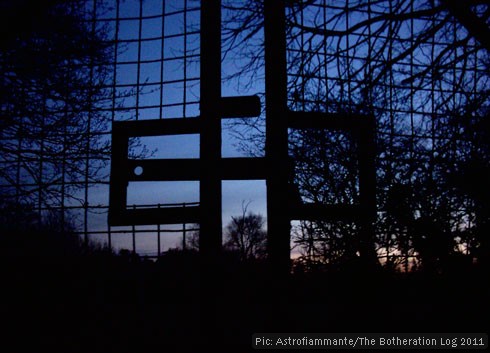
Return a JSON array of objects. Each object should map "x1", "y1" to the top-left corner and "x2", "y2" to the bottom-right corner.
[
  {"x1": 102, "y1": 0, "x2": 201, "y2": 256},
  {"x1": 283, "y1": 0, "x2": 489, "y2": 271},
  {"x1": 1, "y1": 0, "x2": 488, "y2": 268},
  {"x1": 0, "y1": 0, "x2": 202, "y2": 257}
]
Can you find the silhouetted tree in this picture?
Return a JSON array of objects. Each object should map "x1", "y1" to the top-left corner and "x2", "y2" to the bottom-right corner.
[
  {"x1": 222, "y1": 0, "x2": 490, "y2": 271},
  {"x1": 0, "y1": 201, "x2": 112, "y2": 259},
  {"x1": 288, "y1": 128, "x2": 365, "y2": 271},
  {"x1": 184, "y1": 228, "x2": 201, "y2": 251},
  {"x1": 444, "y1": 108, "x2": 490, "y2": 266},
  {"x1": 0, "y1": 0, "x2": 139, "y2": 210},
  {"x1": 224, "y1": 203, "x2": 267, "y2": 262}
]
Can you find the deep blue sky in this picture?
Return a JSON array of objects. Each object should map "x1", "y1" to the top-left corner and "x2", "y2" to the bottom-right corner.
[{"x1": 88, "y1": 0, "x2": 268, "y2": 255}]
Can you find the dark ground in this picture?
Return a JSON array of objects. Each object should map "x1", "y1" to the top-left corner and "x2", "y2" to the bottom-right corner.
[{"x1": 1, "y1": 251, "x2": 488, "y2": 353}]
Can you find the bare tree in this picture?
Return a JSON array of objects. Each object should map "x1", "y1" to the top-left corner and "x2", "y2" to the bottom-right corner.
[
  {"x1": 183, "y1": 226, "x2": 201, "y2": 251},
  {"x1": 224, "y1": 202, "x2": 267, "y2": 262},
  {"x1": 221, "y1": 0, "x2": 490, "y2": 270},
  {"x1": 0, "y1": 0, "x2": 139, "y2": 212}
]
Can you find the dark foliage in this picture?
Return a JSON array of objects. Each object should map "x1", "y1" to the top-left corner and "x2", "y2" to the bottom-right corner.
[
  {"x1": 224, "y1": 205, "x2": 267, "y2": 262},
  {"x1": 0, "y1": 0, "x2": 138, "y2": 209},
  {"x1": 223, "y1": 0, "x2": 490, "y2": 271}
]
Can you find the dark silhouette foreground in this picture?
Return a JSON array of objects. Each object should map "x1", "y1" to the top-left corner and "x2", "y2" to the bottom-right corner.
[{"x1": 1, "y1": 232, "x2": 488, "y2": 353}]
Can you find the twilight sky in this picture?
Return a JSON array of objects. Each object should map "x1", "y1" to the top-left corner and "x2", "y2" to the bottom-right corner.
[{"x1": 86, "y1": 0, "x2": 268, "y2": 255}]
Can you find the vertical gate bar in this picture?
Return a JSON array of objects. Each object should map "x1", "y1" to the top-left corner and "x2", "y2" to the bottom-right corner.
[
  {"x1": 108, "y1": 130, "x2": 128, "y2": 225},
  {"x1": 264, "y1": 0, "x2": 291, "y2": 275},
  {"x1": 157, "y1": 224, "x2": 161, "y2": 257},
  {"x1": 358, "y1": 117, "x2": 378, "y2": 268},
  {"x1": 199, "y1": 0, "x2": 222, "y2": 346},
  {"x1": 199, "y1": 0, "x2": 222, "y2": 259},
  {"x1": 132, "y1": 204, "x2": 136, "y2": 253}
]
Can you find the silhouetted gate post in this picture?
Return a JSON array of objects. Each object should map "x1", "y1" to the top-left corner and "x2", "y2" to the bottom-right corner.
[
  {"x1": 263, "y1": 0, "x2": 378, "y2": 274},
  {"x1": 199, "y1": 1, "x2": 222, "y2": 348},
  {"x1": 200, "y1": 0, "x2": 222, "y2": 267},
  {"x1": 264, "y1": 0, "x2": 291, "y2": 276},
  {"x1": 109, "y1": 0, "x2": 378, "y2": 283}
]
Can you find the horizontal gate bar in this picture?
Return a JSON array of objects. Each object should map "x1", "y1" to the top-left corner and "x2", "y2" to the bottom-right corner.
[
  {"x1": 221, "y1": 157, "x2": 268, "y2": 179},
  {"x1": 288, "y1": 203, "x2": 363, "y2": 222},
  {"x1": 126, "y1": 157, "x2": 268, "y2": 181},
  {"x1": 109, "y1": 205, "x2": 200, "y2": 226},
  {"x1": 220, "y1": 95, "x2": 261, "y2": 118},
  {"x1": 113, "y1": 118, "x2": 201, "y2": 137},
  {"x1": 128, "y1": 159, "x2": 200, "y2": 181}
]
